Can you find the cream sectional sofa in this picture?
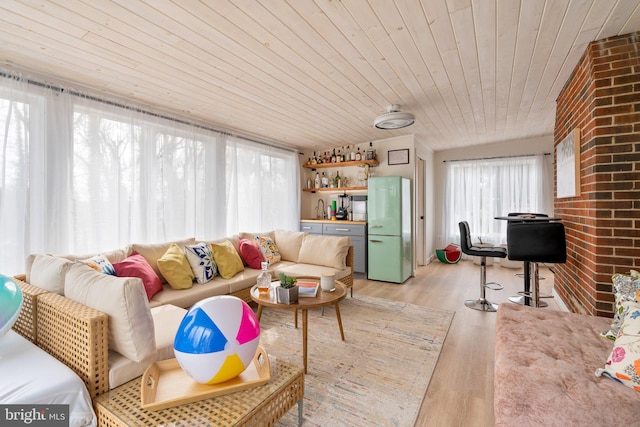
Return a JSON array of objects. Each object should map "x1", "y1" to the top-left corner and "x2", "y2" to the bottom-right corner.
[
  {"x1": 25, "y1": 229, "x2": 353, "y2": 309},
  {"x1": 18, "y1": 229, "x2": 353, "y2": 393}
]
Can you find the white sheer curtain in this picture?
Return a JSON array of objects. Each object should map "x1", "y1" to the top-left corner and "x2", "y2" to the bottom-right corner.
[
  {"x1": 0, "y1": 72, "x2": 300, "y2": 275},
  {"x1": 444, "y1": 155, "x2": 550, "y2": 246}
]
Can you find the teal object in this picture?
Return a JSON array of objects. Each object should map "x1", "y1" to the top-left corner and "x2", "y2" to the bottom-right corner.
[
  {"x1": 367, "y1": 176, "x2": 412, "y2": 283},
  {"x1": 0, "y1": 274, "x2": 23, "y2": 339}
]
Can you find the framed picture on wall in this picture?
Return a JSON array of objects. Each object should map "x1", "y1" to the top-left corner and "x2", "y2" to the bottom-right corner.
[
  {"x1": 388, "y1": 148, "x2": 410, "y2": 165},
  {"x1": 556, "y1": 128, "x2": 581, "y2": 198}
]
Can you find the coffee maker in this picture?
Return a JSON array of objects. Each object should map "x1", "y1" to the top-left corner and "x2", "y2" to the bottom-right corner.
[
  {"x1": 350, "y1": 195, "x2": 367, "y2": 221},
  {"x1": 335, "y1": 194, "x2": 349, "y2": 220}
]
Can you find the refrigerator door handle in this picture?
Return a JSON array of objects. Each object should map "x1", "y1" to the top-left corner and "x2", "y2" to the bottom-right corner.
[
  {"x1": 370, "y1": 225, "x2": 383, "y2": 228},
  {"x1": 369, "y1": 239, "x2": 383, "y2": 243}
]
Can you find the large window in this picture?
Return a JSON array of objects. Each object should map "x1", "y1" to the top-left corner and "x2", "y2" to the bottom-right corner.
[
  {"x1": 444, "y1": 155, "x2": 550, "y2": 246},
  {"x1": 0, "y1": 74, "x2": 299, "y2": 275}
]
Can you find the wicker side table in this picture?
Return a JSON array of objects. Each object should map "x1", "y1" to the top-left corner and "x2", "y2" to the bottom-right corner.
[{"x1": 94, "y1": 357, "x2": 304, "y2": 426}]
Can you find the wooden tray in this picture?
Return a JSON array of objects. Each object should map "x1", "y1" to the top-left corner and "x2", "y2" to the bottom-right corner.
[{"x1": 141, "y1": 346, "x2": 271, "y2": 411}]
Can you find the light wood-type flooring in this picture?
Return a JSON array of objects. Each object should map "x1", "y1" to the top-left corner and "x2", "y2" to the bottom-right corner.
[{"x1": 352, "y1": 258, "x2": 562, "y2": 427}]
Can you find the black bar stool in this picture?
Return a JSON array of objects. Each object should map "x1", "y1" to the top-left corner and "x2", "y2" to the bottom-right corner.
[
  {"x1": 459, "y1": 221, "x2": 507, "y2": 312},
  {"x1": 506, "y1": 213, "x2": 551, "y2": 306},
  {"x1": 506, "y1": 221, "x2": 566, "y2": 307}
]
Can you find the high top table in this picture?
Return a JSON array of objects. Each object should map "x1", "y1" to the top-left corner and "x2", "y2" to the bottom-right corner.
[{"x1": 495, "y1": 215, "x2": 562, "y2": 306}]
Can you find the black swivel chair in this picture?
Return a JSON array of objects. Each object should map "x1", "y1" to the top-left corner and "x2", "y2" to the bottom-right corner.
[
  {"x1": 459, "y1": 221, "x2": 507, "y2": 312},
  {"x1": 506, "y1": 222, "x2": 566, "y2": 307}
]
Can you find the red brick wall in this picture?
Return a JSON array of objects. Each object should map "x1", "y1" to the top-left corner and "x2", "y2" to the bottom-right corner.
[{"x1": 554, "y1": 32, "x2": 640, "y2": 316}]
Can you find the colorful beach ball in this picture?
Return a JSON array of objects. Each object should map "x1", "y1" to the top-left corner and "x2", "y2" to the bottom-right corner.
[
  {"x1": 173, "y1": 295, "x2": 261, "y2": 384},
  {"x1": 0, "y1": 274, "x2": 23, "y2": 339}
]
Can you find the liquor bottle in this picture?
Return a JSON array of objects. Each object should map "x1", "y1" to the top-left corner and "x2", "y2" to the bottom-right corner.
[
  {"x1": 336, "y1": 170, "x2": 342, "y2": 188},
  {"x1": 321, "y1": 172, "x2": 328, "y2": 188},
  {"x1": 315, "y1": 172, "x2": 320, "y2": 189},
  {"x1": 331, "y1": 148, "x2": 337, "y2": 163},
  {"x1": 311, "y1": 151, "x2": 317, "y2": 164},
  {"x1": 350, "y1": 145, "x2": 356, "y2": 161},
  {"x1": 355, "y1": 147, "x2": 362, "y2": 161},
  {"x1": 256, "y1": 262, "x2": 271, "y2": 296},
  {"x1": 367, "y1": 142, "x2": 376, "y2": 160},
  {"x1": 337, "y1": 148, "x2": 342, "y2": 162}
]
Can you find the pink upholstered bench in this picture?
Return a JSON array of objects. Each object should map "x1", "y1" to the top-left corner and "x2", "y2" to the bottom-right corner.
[{"x1": 494, "y1": 303, "x2": 640, "y2": 426}]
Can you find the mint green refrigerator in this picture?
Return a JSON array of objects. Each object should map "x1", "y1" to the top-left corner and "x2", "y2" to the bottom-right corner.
[{"x1": 367, "y1": 176, "x2": 412, "y2": 283}]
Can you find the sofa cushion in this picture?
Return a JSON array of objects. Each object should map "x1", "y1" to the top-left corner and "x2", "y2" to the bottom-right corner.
[
  {"x1": 238, "y1": 238, "x2": 263, "y2": 269},
  {"x1": 113, "y1": 252, "x2": 163, "y2": 301},
  {"x1": 151, "y1": 281, "x2": 231, "y2": 309},
  {"x1": 107, "y1": 304, "x2": 187, "y2": 389},
  {"x1": 81, "y1": 254, "x2": 116, "y2": 275},
  {"x1": 596, "y1": 301, "x2": 640, "y2": 392},
  {"x1": 275, "y1": 262, "x2": 351, "y2": 282},
  {"x1": 255, "y1": 235, "x2": 281, "y2": 265},
  {"x1": 64, "y1": 263, "x2": 156, "y2": 363},
  {"x1": 151, "y1": 304, "x2": 187, "y2": 361},
  {"x1": 131, "y1": 238, "x2": 196, "y2": 283},
  {"x1": 25, "y1": 247, "x2": 132, "y2": 280},
  {"x1": 298, "y1": 234, "x2": 350, "y2": 269},
  {"x1": 28, "y1": 254, "x2": 73, "y2": 295},
  {"x1": 274, "y1": 229, "x2": 306, "y2": 262},
  {"x1": 210, "y1": 240, "x2": 245, "y2": 279},
  {"x1": 225, "y1": 268, "x2": 264, "y2": 294},
  {"x1": 157, "y1": 243, "x2": 195, "y2": 290}
]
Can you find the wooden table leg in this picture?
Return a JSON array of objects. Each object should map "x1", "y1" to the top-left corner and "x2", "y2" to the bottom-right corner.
[
  {"x1": 294, "y1": 309, "x2": 298, "y2": 328},
  {"x1": 256, "y1": 304, "x2": 263, "y2": 321},
  {"x1": 302, "y1": 309, "x2": 308, "y2": 374},
  {"x1": 334, "y1": 303, "x2": 345, "y2": 341}
]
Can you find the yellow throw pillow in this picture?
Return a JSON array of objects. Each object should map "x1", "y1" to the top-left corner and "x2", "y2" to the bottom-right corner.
[
  {"x1": 210, "y1": 240, "x2": 245, "y2": 279},
  {"x1": 157, "y1": 243, "x2": 194, "y2": 290}
]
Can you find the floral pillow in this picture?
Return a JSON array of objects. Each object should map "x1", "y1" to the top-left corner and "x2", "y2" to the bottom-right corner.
[
  {"x1": 81, "y1": 254, "x2": 116, "y2": 275},
  {"x1": 602, "y1": 274, "x2": 640, "y2": 340},
  {"x1": 596, "y1": 301, "x2": 640, "y2": 391},
  {"x1": 184, "y1": 242, "x2": 217, "y2": 284},
  {"x1": 255, "y1": 235, "x2": 281, "y2": 266}
]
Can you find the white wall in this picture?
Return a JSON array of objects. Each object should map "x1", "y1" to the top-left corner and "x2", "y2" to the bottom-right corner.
[{"x1": 432, "y1": 134, "x2": 554, "y2": 250}]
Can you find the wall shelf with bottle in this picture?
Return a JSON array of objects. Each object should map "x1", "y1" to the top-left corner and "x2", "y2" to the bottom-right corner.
[
  {"x1": 302, "y1": 159, "x2": 379, "y2": 170},
  {"x1": 302, "y1": 186, "x2": 367, "y2": 193}
]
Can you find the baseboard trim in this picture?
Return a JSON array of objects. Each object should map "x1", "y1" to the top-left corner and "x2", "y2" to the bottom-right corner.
[{"x1": 552, "y1": 288, "x2": 570, "y2": 312}]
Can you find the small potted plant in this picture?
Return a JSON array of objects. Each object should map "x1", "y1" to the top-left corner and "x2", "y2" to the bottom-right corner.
[{"x1": 276, "y1": 273, "x2": 298, "y2": 304}]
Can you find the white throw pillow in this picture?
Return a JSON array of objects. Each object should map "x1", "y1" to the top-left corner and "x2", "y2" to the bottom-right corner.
[
  {"x1": 274, "y1": 229, "x2": 306, "y2": 262},
  {"x1": 64, "y1": 263, "x2": 156, "y2": 363},
  {"x1": 297, "y1": 234, "x2": 350, "y2": 269},
  {"x1": 28, "y1": 254, "x2": 73, "y2": 295},
  {"x1": 184, "y1": 242, "x2": 217, "y2": 284}
]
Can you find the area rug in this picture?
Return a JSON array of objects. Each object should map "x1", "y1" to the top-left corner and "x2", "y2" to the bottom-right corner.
[{"x1": 256, "y1": 294, "x2": 454, "y2": 427}]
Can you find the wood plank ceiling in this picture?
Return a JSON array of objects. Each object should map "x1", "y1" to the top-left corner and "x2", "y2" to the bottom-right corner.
[{"x1": 0, "y1": 0, "x2": 639, "y2": 152}]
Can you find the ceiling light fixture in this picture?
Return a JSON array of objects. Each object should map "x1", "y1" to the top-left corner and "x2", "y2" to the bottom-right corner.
[{"x1": 373, "y1": 104, "x2": 415, "y2": 130}]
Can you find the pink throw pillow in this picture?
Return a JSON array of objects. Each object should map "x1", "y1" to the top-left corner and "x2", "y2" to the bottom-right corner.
[
  {"x1": 238, "y1": 238, "x2": 264, "y2": 269},
  {"x1": 113, "y1": 252, "x2": 163, "y2": 301}
]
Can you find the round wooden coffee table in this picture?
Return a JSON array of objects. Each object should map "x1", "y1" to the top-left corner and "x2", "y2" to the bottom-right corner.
[{"x1": 250, "y1": 279, "x2": 347, "y2": 373}]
